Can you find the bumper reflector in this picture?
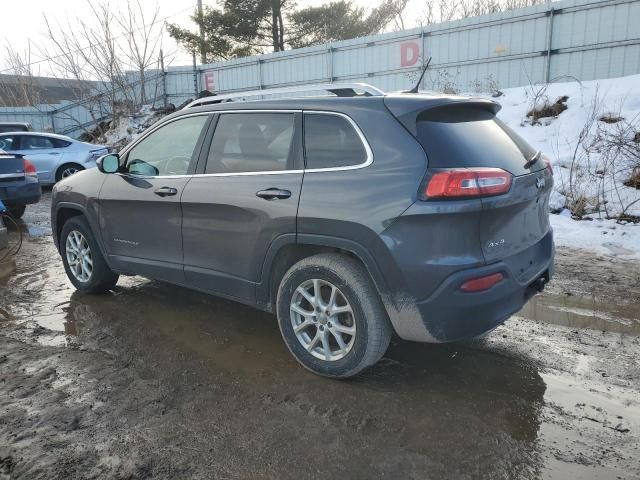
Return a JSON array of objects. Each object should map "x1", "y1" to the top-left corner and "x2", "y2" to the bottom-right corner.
[{"x1": 460, "y1": 272, "x2": 504, "y2": 293}]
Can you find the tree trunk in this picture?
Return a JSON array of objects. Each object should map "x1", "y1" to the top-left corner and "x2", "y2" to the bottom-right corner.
[
  {"x1": 271, "y1": 0, "x2": 281, "y2": 51},
  {"x1": 139, "y1": 68, "x2": 146, "y2": 106},
  {"x1": 278, "y1": 9, "x2": 285, "y2": 50}
]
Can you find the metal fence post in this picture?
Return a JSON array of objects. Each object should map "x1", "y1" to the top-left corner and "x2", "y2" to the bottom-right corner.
[
  {"x1": 192, "y1": 52, "x2": 199, "y2": 97},
  {"x1": 545, "y1": 6, "x2": 555, "y2": 83},
  {"x1": 49, "y1": 109, "x2": 56, "y2": 133},
  {"x1": 160, "y1": 49, "x2": 167, "y2": 108},
  {"x1": 328, "y1": 47, "x2": 334, "y2": 82},
  {"x1": 258, "y1": 58, "x2": 263, "y2": 89}
]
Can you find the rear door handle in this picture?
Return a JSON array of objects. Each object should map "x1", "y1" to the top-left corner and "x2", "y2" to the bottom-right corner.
[
  {"x1": 154, "y1": 186, "x2": 178, "y2": 197},
  {"x1": 48, "y1": 152, "x2": 61, "y2": 155},
  {"x1": 256, "y1": 188, "x2": 291, "y2": 200}
]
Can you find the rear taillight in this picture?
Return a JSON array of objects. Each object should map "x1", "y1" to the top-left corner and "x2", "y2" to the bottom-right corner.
[
  {"x1": 423, "y1": 168, "x2": 512, "y2": 199},
  {"x1": 24, "y1": 159, "x2": 37, "y2": 177},
  {"x1": 542, "y1": 154, "x2": 553, "y2": 175},
  {"x1": 460, "y1": 272, "x2": 504, "y2": 293}
]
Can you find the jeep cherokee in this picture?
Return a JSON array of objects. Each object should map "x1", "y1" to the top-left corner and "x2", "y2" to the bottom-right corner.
[{"x1": 51, "y1": 84, "x2": 554, "y2": 378}]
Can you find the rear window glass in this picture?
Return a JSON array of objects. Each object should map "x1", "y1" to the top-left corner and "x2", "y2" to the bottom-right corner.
[
  {"x1": 304, "y1": 114, "x2": 367, "y2": 169},
  {"x1": 415, "y1": 105, "x2": 543, "y2": 176}
]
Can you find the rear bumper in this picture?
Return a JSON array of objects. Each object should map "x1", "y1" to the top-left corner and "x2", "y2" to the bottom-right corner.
[
  {"x1": 0, "y1": 178, "x2": 42, "y2": 206},
  {"x1": 407, "y1": 230, "x2": 555, "y2": 342}
]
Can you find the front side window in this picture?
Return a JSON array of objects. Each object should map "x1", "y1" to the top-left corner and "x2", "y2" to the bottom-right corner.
[
  {"x1": 205, "y1": 113, "x2": 295, "y2": 174},
  {"x1": 304, "y1": 114, "x2": 367, "y2": 170},
  {"x1": 0, "y1": 135, "x2": 18, "y2": 151},
  {"x1": 126, "y1": 115, "x2": 209, "y2": 176}
]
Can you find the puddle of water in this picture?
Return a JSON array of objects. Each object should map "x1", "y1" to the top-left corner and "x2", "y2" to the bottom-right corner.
[
  {"x1": 27, "y1": 225, "x2": 52, "y2": 237},
  {"x1": 539, "y1": 372, "x2": 640, "y2": 479},
  {"x1": 518, "y1": 293, "x2": 640, "y2": 335}
]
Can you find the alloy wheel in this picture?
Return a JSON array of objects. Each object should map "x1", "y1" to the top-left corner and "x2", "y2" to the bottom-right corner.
[
  {"x1": 62, "y1": 166, "x2": 80, "y2": 178},
  {"x1": 290, "y1": 279, "x2": 356, "y2": 361},
  {"x1": 65, "y1": 230, "x2": 93, "y2": 282}
]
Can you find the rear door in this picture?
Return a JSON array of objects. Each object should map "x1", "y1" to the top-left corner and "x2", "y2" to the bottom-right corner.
[
  {"x1": 99, "y1": 114, "x2": 211, "y2": 284},
  {"x1": 413, "y1": 104, "x2": 552, "y2": 262},
  {"x1": 181, "y1": 111, "x2": 303, "y2": 303}
]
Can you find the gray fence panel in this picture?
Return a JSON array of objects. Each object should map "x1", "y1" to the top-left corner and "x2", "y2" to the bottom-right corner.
[{"x1": 0, "y1": 107, "x2": 53, "y2": 132}]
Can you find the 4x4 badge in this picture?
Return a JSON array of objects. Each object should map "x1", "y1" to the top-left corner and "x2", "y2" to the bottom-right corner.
[{"x1": 536, "y1": 177, "x2": 545, "y2": 190}]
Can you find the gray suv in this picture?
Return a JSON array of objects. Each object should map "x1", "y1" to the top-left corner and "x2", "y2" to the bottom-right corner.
[{"x1": 51, "y1": 84, "x2": 554, "y2": 378}]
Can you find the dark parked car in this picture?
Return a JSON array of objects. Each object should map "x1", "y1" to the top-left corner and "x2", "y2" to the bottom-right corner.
[
  {"x1": 0, "y1": 150, "x2": 41, "y2": 219},
  {"x1": 51, "y1": 83, "x2": 554, "y2": 378},
  {"x1": 0, "y1": 122, "x2": 32, "y2": 133}
]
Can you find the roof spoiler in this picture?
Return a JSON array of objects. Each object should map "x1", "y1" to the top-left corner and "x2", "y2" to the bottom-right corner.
[{"x1": 383, "y1": 95, "x2": 501, "y2": 136}]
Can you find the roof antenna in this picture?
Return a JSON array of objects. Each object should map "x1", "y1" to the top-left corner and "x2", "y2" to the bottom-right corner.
[{"x1": 407, "y1": 56, "x2": 432, "y2": 94}]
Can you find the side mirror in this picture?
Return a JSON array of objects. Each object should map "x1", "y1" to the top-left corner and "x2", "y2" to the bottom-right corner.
[{"x1": 97, "y1": 154, "x2": 120, "y2": 174}]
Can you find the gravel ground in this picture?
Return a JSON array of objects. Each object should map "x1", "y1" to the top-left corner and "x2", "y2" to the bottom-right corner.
[{"x1": 0, "y1": 193, "x2": 639, "y2": 479}]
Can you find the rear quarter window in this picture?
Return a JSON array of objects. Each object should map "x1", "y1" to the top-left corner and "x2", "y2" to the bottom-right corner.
[
  {"x1": 51, "y1": 138, "x2": 72, "y2": 148},
  {"x1": 415, "y1": 105, "x2": 543, "y2": 176},
  {"x1": 304, "y1": 113, "x2": 368, "y2": 170}
]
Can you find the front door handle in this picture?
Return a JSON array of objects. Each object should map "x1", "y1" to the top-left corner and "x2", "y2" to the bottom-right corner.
[
  {"x1": 256, "y1": 188, "x2": 291, "y2": 200},
  {"x1": 48, "y1": 152, "x2": 61, "y2": 155},
  {"x1": 154, "y1": 186, "x2": 178, "y2": 197}
]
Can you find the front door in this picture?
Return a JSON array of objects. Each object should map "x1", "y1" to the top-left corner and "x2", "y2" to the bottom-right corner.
[
  {"x1": 181, "y1": 111, "x2": 303, "y2": 303},
  {"x1": 99, "y1": 114, "x2": 211, "y2": 284}
]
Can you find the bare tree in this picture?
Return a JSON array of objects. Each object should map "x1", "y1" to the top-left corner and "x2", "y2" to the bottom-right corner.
[
  {"x1": 39, "y1": 0, "x2": 164, "y2": 137},
  {"x1": 116, "y1": 0, "x2": 163, "y2": 105},
  {"x1": 420, "y1": 0, "x2": 546, "y2": 25},
  {"x1": 0, "y1": 44, "x2": 41, "y2": 107}
]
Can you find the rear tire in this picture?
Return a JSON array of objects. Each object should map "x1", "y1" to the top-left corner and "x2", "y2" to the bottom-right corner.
[
  {"x1": 276, "y1": 253, "x2": 392, "y2": 379},
  {"x1": 60, "y1": 216, "x2": 118, "y2": 293},
  {"x1": 56, "y1": 163, "x2": 84, "y2": 182},
  {"x1": 6, "y1": 205, "x2": 26, "y2": 220}
]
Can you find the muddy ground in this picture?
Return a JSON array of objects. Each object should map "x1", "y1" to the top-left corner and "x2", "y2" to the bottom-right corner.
[{"x1": 1, "y1": 193, "x2": 639, "y2": 479}]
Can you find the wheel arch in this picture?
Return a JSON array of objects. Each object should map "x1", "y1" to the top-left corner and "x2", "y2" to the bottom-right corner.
[
  {"x1": 257, "y1": 234, "x2": 391, "y2": 314},
  {"x1": 53, "y1": 202, "x2": 109, "y2": 264},
  {"x1": 55, "y1": 162, "x2": 84, "y2": 182}
]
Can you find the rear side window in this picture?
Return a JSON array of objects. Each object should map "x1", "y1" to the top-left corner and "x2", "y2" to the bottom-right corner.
[
  {"x1": 206, "y1": 113, "x2": 295, "y2": 174},
  {"x1": 415, "y1": 105, "x2": 544, "y2": 176},
  {"x1": 22, "y1": 136, "x2": 56, "y2": 149},
  {"x1": 304, "y1": 114, "x2": 367, "y2": 170}
]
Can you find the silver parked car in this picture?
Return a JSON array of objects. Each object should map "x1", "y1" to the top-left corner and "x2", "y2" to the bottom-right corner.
[{"x1": 0, "y1": 132, "x2": 108, "y2": 185}]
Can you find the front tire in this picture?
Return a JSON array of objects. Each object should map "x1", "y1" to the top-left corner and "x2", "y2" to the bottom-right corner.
[
  {"x1": 276, "y1": 253, "x2": 392, "y2": 378},
  {"x1": 56, "y1": 163, "x2": 85, "y2": 182},
  {"x1": 60, "y1": 216, "x2": 118, "y2": 293}
]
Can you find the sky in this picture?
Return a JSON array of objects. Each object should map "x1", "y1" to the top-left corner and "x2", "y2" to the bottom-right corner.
[{"x1": 0, "y1": 0, "x2": 424, "y2": 77}]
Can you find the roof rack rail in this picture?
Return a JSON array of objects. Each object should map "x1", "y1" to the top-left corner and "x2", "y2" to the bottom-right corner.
[{"x1": 184, "y1": 82, "x2": 385, "y2": 109}]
